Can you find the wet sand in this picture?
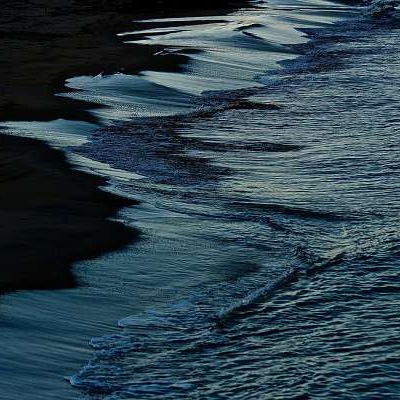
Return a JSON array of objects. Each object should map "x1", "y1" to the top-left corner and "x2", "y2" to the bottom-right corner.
[
  {"x1": 0, "y1": 0, "x2": 250, "y2": 122},
  {"x1": 0, "y1": 0, "x2": 249, "y2": 291},
  {"x1": 0, "y1": 134, "x2": 137, "y2": 292}
]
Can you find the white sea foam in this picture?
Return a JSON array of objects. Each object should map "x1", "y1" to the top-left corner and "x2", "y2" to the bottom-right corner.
[{"x1": 68, "y1": 153, "x2": 145, "y2": 181}]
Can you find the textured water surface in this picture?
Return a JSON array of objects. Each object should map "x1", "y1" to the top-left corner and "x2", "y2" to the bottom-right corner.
[
  {"x1": 2, "y1": 0, "x2": 400, "y2": 399},
  {"x1": 67, "y1": 3, "x2": 400, "y2": 400}
]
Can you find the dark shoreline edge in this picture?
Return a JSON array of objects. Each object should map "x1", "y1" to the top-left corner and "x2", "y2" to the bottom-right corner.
[
  {"x1": 0, "y1": 0, "x2": 252, "y2": 122},
  {"x1": 0, "y1": 0, "x2": 251, "y2": 292},
  {"x1": 0, "y1": 133, "x2": 138, "y2": 292}
]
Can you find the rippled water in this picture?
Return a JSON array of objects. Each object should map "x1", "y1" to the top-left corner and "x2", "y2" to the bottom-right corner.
[
  {"x1": 2, "y1": 0, "x2": 400, "y2": 399},
  {"x1": 65, "y1": 2, "x2": 400, "y2": 399}
]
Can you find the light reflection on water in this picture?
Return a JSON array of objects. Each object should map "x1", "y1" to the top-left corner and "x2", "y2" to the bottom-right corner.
[
  {"x1": 2, "y1": 1, "x2": 400, "y2": 399},
  {"x1": 70, "y1": 7, "x2": 400, "y2": 400}
]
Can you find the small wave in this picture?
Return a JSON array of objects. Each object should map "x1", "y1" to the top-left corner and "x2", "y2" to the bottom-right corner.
[
  {"x1": 230, "y1": 201, "x2": 350, "y2": 221},
  {"x1": 306, "y1": 248, "x2": 347, "y2": 275},
  {"x1": 214, "y1": 245, "x2": 349, "y2": 327},
  {"x1": 215, "y1": 267, "x2": 299, "y2": 326},
  {"x1": 70, "y1": 241, "x2": 355, "y2": 398}
]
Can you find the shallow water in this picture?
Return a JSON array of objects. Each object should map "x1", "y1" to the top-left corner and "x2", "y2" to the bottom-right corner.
[{"x1": 2, "y1": 0, "x2": 400, "y2": 399}]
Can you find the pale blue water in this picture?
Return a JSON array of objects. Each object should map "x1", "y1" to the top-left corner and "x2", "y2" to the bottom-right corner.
[{"x1": 1, "y1": 1, "x2": 400, "y2": 399}]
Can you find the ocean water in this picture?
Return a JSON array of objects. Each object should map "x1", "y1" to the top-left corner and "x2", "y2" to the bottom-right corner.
[{"x1": 1, "y1": 0, "x2": 400, "y2": 399}]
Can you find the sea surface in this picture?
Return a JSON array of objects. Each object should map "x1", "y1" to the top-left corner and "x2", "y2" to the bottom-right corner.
[{"x1": 1, "y1": 0, "x2": 400, "y2": 399}]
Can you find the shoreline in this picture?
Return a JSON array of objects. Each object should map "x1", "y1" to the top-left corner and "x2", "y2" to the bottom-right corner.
[
  {"x1": 0, "y1": 133, "x2": 138, "y2": 292},
  {"x1": 0, "y1": 0, "x2": 250, "y2": 292},
  {"x1": 0, "y1": 0, "x2": 251, "y2": 122}
]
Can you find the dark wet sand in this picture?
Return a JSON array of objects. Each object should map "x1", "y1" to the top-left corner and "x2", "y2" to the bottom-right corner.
[
  {"x1": 0, "y1": 0, "x2": 249, "y2": 292},
  {"x1": 0, "y1": 134, "x2": 138, "y2": 292},
  {"x1": 0, "y1": 0, "x2": 250, "y2": 122}
]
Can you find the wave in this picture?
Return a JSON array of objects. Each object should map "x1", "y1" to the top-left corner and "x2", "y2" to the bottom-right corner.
[
  {"x1": 68, "y1": 1, "x2": 400, "y2": 398},
  {"x1": 215, "y1": 267, "x2": 299, "y2": 326},
  {"x1": 230, "y1": 201, "x2": 351, "y2": 221},
  {"x1": 68, "y1": 243, "x2": 351, "y2": 398}
]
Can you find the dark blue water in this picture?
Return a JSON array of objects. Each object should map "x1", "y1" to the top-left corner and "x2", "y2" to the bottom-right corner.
[
  {"x1": 2, "y1": 1, "x2": 400, "y2": 399},
  {"x1": 64, "y1": 3, "x2": 400, "y2": 399}
]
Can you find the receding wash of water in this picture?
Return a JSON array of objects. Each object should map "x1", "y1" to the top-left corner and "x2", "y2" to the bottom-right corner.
[{"x1": 1, "y1": 0, "x2": 399, "y2": 398}]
